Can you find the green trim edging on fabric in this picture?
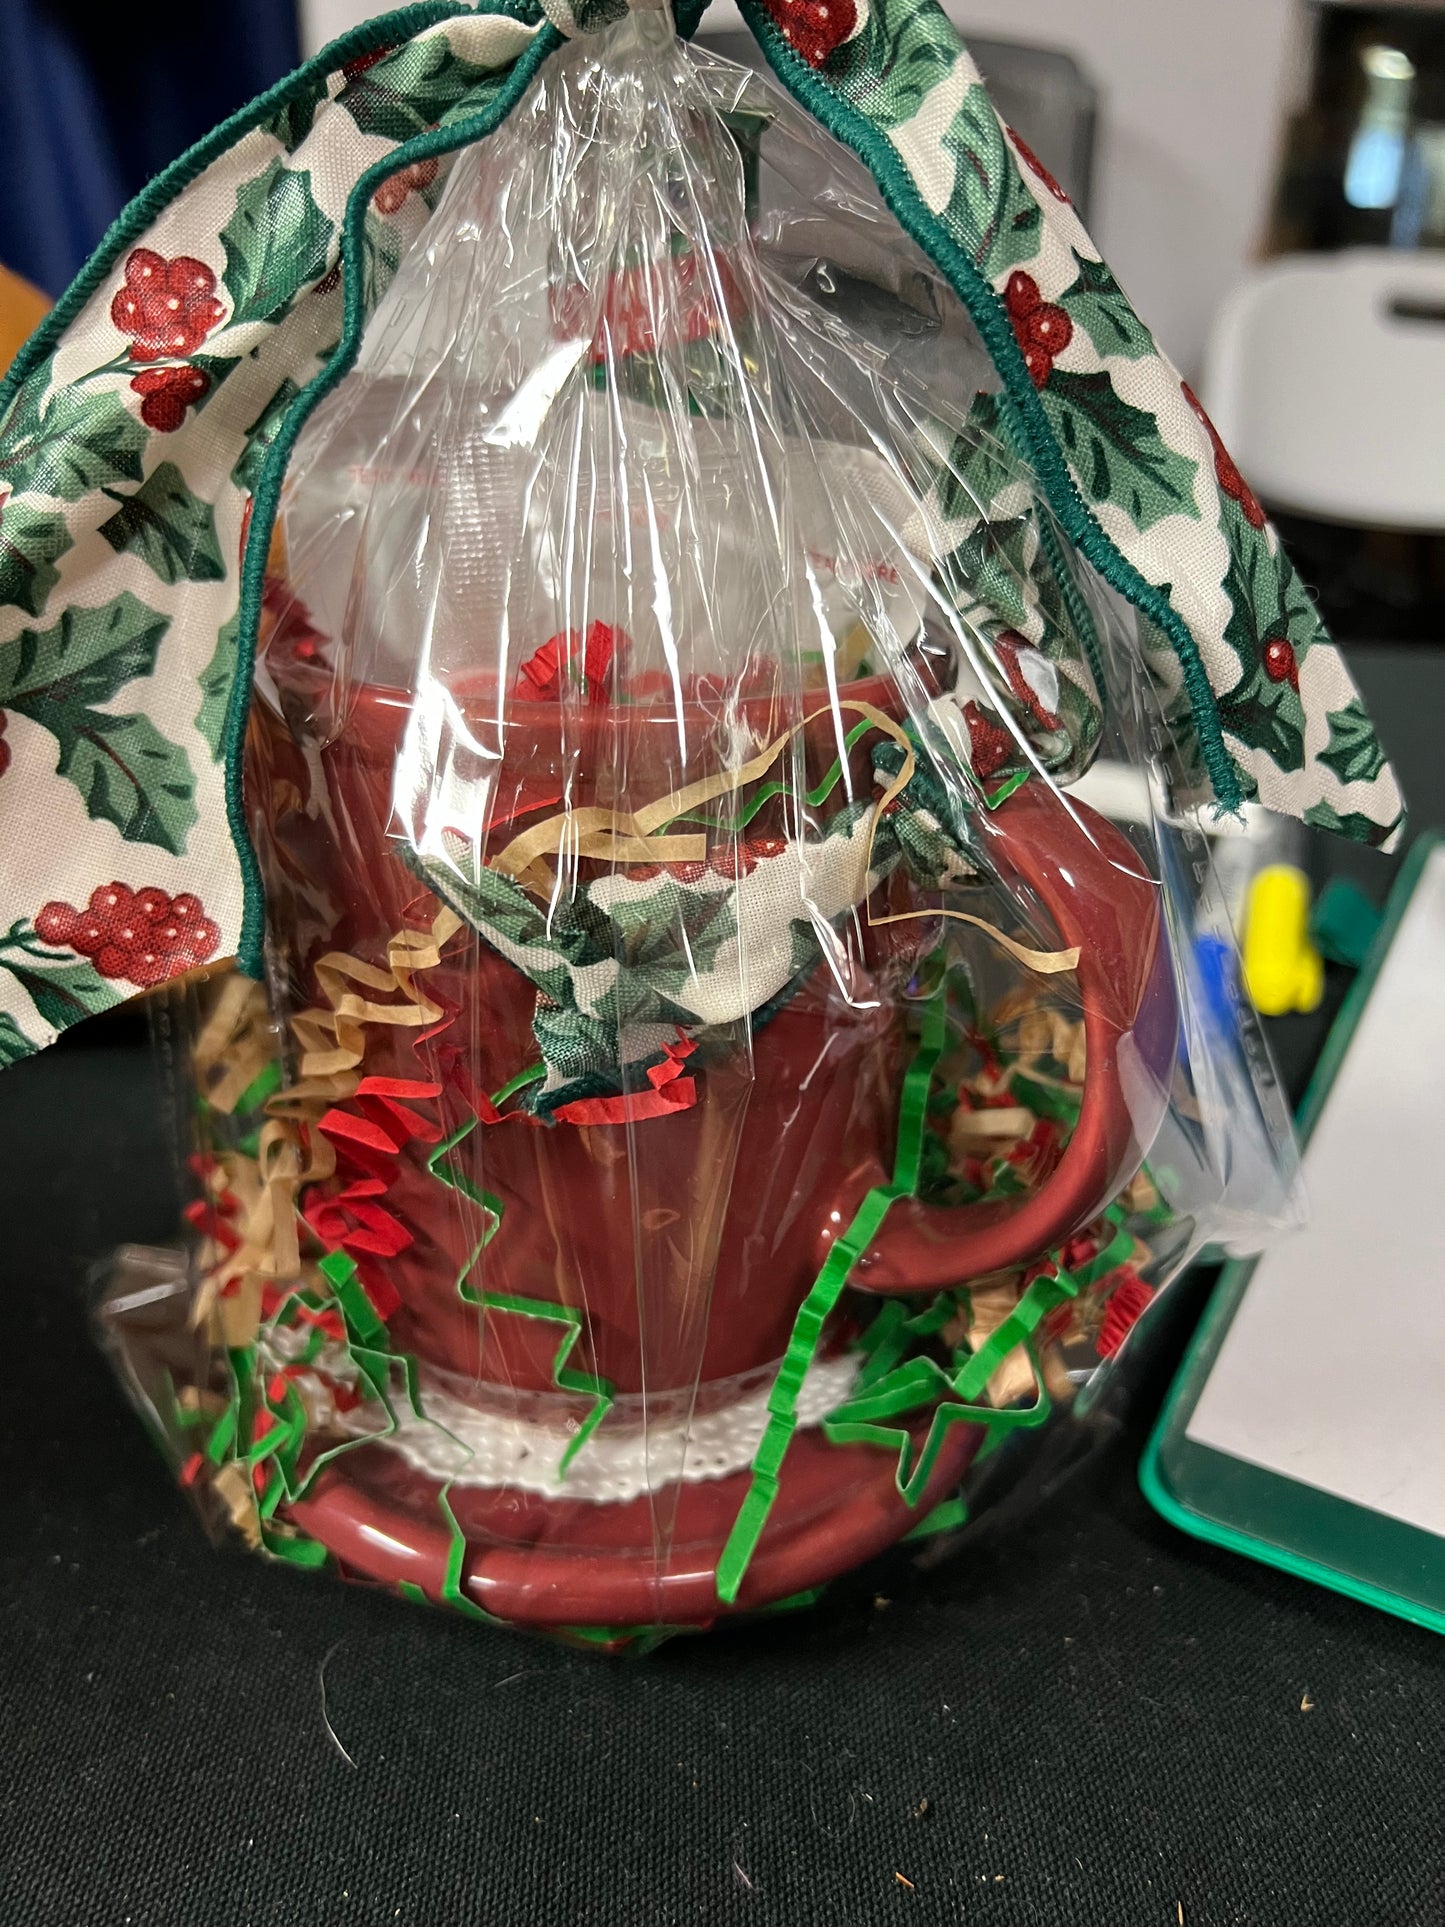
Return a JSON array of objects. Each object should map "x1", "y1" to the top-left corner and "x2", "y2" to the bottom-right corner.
[
  {"x1": 732, "y1": 0, "x2": 1246, "y2": 819},
  {"x1": 1033, "y1": 501, "x2": 1104, "y2": 701},
  {"x1": 226, "y1": 13, "x2": 563, "y2": 973}
]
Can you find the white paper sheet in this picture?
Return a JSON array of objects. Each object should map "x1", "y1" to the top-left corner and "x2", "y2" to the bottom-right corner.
[{"x1": 1186, "y1": 842, "x2": 1445, "y2": 1538}]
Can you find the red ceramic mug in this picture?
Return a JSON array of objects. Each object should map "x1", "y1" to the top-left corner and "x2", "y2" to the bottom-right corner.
[{"x1": 250, "y1": 650, "x2": 1177, "y2": 1621}]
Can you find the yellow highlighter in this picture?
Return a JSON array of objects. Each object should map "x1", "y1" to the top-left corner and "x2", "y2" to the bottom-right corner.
[{"x1": 1242, "y1": 864, "x2": 1325, "y2": 1016}]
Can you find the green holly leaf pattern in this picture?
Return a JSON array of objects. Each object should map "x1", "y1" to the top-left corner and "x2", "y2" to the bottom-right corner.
[
  {"x1": 942, "y1": 504, "x2": 1091, "y2": 657},
  {"x1": 1217, "y1": 522, "x2": 1313, "y2": 775},
  {"x1": 53, "y1": 713, "x2": 198, "y2": 854},
  {"x1": 437, "y1": 78, "x2": 510, "y2": 139},
  {"x1": 0, "y1": 356, "x2": 51, "y2": 443},
  {"x1": 263, "y1": 88, "x2": 321, "y2": 152},
  {"x1": 220, "y1": 159, "x2": 334, "y2": 331},
  {"x1": 531, "y1": 887, "x2": 736, "y2": 1107},
  {"x1": 568, "y1": 0, "x2": 628, "y2": 31},
  {"x1": 832, "y1": 0, "x2": 960, "y2": 130},
  {"x1": 531, "y1": 1002, "x2": 621, "y2": 1093},
  {"x1": 0, "y1": 1009, "x2": 38, "y2": 1066},
  {"x1": 1028, "y1": 516, "x2": 1084, "y2": 656},
  {"x1": 1056, "y1": 251, "x2": 1155, "y2": 361},
  {"x1": 0, "y1": 385, "x2": 147, "y2": 503},
  {"x1": 0, "y1": 953, "x2": 117, "y2": 1030},
  {"x1": 337, "y1": 34, "x2": 503, "y2": 144},
  {"x1": 926, "y1": 391, "x2": 1026, "y2": 526},
  {"x1": 1052, "y1": 667, "x2": 1104, "y2": 770},
  {"x1": 407, "y1": 850, "x2": 575, "y2": 1005},
  {"x1": 939, "y1": 83, "x2": 1044, "y2": 280},
  {"x1": 1319, "y1": 699, "x2": 1386, "y2": 788},
  {"x1": 604, "y1": 883, "x2": 738, "y2": 999},
  {"x1": 98, "y1": 462, "x2": 225, "y2": 586},
  {"x1": 0, "y1": 591, "x2": 169, "y2": 709},
  {"x1": 187, "y1": 353, "x2": 244, "y2": 414},
  {"x1": 231, "y1": 379, "x2": 302, "y2": 497},
  {"x1": 0, "y1": 591, "x2": 198, "y2": 852},
  {"x1": 915, "y1": 394, "x2": 1102, "y2": 775},
  {"x1": 1304, "y1": 799, "x2": 1403, "y2": 847},
  {"x1": 414, "y1": 837, "x2": 748, "y2": 1103},
  {"x1": 939, "y1": 512, "x2": 1035, "y2": 633},
  {"x1": 195, "y1": 611, "x2": 240, "y2": 762},
  {"x1": 1042, "y1": 371, "x2": 1200, "y2": 532},
  {"x1": 0, "y1": 497, "x2": 72, "y2": 615}
]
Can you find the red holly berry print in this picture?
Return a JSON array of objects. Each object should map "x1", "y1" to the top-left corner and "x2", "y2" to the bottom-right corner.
[
  {"x1": 665, "y1": 860, "x2": 710, "y2": 885},
  {"x1": 761, "y1": 0, "x2": 858, "y2": 68},
  {"x1": 962, "y1": 700, "x2": 1015, "y2": 781},
  {"x1": 1003, "y1": 271, "x2": 1073, "y2": 388},
  {"x1": 1182, "y1": 382, "x2": 1266, "y2": 530},
  {"x1": 1263, "y1": 636, "x2": 1300, "y2": 692},
  {"x1": 128, "y1": 364, "x2": 210, "y2": 433},
  {"x1": 746, "y1": 835, "x2": 789, "y2": 861},
  {"x1": 34, "y1": 883, "x2": 220, "y2": 988},
  {"x1": 709, "y1": 842, "x2": 758, "y2": 881},
  {"x1": 1007, "y1": 128, "x2": 1071, "y2": 204},
  {"x1": 372, "y1": 157, "x2": 440, "y2": 217},
  {"x1": 111, "y1": 249, "x2": 225, "y2": 363}
]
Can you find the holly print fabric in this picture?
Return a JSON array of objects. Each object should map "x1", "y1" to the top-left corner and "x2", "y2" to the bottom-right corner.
[
  {"x1": 733, "y1": 0, "x2": 1403, "y2": 845},
  {"x1": 0, "y1": 0, "x2": 1402, "y2": 1067},
  {"x1": 0, "y1": 10, "x2": 545, "y2": 1061},
  {"x1": 410, "y1": 728, "x2": 975, "y2": 1115}
]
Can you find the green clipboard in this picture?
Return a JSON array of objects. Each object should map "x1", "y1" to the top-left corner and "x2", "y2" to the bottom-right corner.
[{"x1": 1142, "y1": 830, "x2": 1445, "y2": 1636}]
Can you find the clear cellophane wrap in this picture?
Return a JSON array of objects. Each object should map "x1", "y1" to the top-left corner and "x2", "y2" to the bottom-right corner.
[{"x1": 101, "y1": 13, "x2": 1298, "y2": 1644}]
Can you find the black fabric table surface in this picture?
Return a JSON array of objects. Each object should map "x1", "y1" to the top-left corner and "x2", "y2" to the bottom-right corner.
[{"x1": 3, "y1": 645, "x2": 1443, "y2": 1927}]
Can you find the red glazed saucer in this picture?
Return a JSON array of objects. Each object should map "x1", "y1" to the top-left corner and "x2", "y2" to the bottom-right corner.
[{"x1": 287, "y1": 1411, "x2": 980, "y2": 1628}]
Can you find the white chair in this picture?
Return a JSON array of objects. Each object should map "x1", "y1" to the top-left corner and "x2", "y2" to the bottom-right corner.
[{"x1": 1203, "y1": 248, "x2": 1445, "y2": 530}]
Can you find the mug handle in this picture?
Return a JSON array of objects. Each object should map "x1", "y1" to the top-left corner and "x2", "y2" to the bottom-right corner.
[{"x1": 843, "y1": 781, "x2": 1178, "y2": 1294}]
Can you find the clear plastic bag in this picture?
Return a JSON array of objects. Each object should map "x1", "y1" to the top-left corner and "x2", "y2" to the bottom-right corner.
[{"x1": 102, "y1": 12, "x2": 1298, "y2": 1641}]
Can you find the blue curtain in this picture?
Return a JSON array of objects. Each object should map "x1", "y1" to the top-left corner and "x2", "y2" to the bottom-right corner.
[{"x1": 0, "y1": 0, "x2": 302, "y2": 297}]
